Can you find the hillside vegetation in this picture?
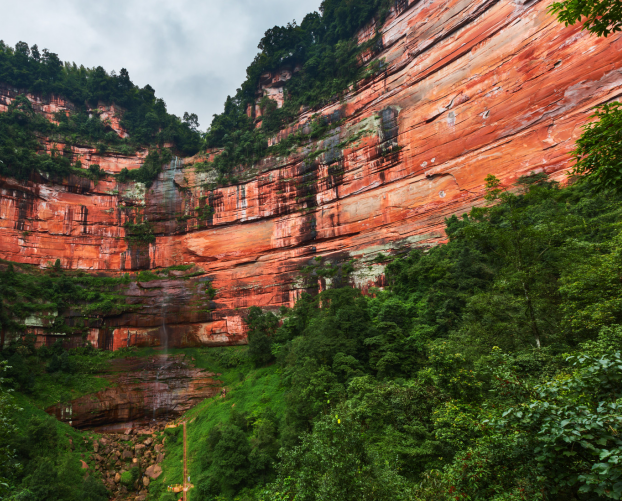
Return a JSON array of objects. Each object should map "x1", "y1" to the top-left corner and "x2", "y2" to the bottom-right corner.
[
  {"x1": 2, "y1": 0, "x2": 622, "y2": 500},
  {"x1": 0, "y1": 40, "x2": 201, "y2": 184}
]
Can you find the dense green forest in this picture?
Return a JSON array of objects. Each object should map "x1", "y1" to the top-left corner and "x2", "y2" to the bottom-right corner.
[
  {"x1": 0, "y1": 40, "x2": 201, "y2": 153},
  {"x1": 0, "y1": 40, "x2": 201, "y2": 183},
  {"x1": 2, "y1": 0, "x2": 622, "y2": 500}
]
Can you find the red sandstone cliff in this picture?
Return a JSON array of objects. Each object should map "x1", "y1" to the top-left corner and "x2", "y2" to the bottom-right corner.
[{"x1": 2, "y1": 0, "x2": 622, "y2": 349}]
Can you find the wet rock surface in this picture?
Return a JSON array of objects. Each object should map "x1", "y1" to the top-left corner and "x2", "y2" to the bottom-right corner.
[{"x1": 46, "y1": 353, "x2": 222, "y2": 429}]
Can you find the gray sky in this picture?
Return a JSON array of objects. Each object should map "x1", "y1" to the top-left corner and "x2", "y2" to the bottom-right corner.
[{"x1": 0, "y1": 0, "x2": 322, "y2": 130}]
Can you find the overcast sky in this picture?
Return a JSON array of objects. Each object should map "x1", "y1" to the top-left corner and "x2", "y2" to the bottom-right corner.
[{"x1": 0, "y1": 0, "x2": 322, "y2": 130}]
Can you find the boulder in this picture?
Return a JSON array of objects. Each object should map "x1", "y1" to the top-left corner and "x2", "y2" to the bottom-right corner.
[
  {"x1": 80, "y1": 460, "x2": 89, "y2": 469},
  {"x1": 156, "y1": 454, "x2": 164, "y2": 463},
  {"x1": 143, "y1": 437, "x2": 153, "y2": 446},
  {"x1": 142, "y1": 476, "x2": 150, "y2": 487},
  {"x1": 122, "y1": 450, "x2": 133, "y2": 460},
  {"x1": 145, "y1": 464, "x2": 162, "y2": 480}
]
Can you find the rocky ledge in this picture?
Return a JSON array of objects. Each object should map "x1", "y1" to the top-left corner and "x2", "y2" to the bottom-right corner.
[{"x1": 46, "y1": 353, "x2": 222, "y2": 429}]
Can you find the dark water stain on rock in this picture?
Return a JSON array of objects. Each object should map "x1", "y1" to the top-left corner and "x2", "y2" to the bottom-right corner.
[{"x1": 46, "y1": 353, "x2": 222, "y2": 430}]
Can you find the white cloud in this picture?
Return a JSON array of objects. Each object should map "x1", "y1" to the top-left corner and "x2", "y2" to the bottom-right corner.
[{"x1": 0, "y1": 0, "x2": 322, "y2": 129}]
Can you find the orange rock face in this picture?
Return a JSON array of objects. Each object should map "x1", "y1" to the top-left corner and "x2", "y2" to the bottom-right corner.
[{"x1": 2, "y1": 0, "x2": 622, "y2": 348}]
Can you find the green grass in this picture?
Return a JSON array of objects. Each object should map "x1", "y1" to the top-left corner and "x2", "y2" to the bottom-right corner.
[
  {"x1": 8, "y1": 344, "x2": 278, "y2": 501},
  {"x1": 27, "y1": 369, "x2": 111, "y2": 410},
  {"x1": 147, "y1": 346, "x2": 284, "y2": 501},
  {"x1": 9, "y1": 346, "x2": 167, "y2": 411},
  {"x1": 10, "y1": 392, "x2": 107, "y2": 478}
]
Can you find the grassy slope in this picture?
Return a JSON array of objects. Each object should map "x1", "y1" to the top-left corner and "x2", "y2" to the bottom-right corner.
[
  {"x1": 147, "y1": 346, "x2": 284, "y2": 500},
  {"x1": 9, "y1": 393, "x2": 109, "y2": 490},
  {"x1": 12, "y1": 347, "x2": 153, "y2": 410}
]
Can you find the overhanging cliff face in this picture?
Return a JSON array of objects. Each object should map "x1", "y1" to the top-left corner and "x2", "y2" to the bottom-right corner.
[{"x1": 2, "y1": 0, "x2": 622, "y2": 349}]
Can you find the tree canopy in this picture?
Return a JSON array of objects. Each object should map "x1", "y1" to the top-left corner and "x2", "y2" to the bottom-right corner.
[
  {"x1": 549, "y1": 0, "x2": 622, "y2": 37},
  {"x1": 0, "y1": 40, "x2": 201, "y2": 157}
]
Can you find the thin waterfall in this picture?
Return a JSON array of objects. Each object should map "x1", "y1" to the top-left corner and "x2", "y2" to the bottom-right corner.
[
  {"x1": 153, "y1": 279, "x2": 169, "y2": 423},
  {"x1": 152, "y1": 156, "x2": 179, "y2": 423}
]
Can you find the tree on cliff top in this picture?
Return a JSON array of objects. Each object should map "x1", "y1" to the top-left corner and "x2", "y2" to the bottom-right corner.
[
  {"x1": 0, "y1": 41, "x2": 201, "y2": 157},
  {"x1": 201, "y1": 0, "x2": 393, "y2": 183},
  {"x1": 549, "y1": 0, "x2": 622, "y2": 37}
]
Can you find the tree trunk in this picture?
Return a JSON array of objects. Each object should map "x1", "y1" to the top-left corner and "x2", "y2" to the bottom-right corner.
[{"x1": 522, "y1": 281, "x2": 541, "y2": 349}]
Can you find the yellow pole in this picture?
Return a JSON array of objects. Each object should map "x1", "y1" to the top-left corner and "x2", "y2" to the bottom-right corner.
[{"x1": 183, "y1": 421, "x2": 187, "y2": 501}]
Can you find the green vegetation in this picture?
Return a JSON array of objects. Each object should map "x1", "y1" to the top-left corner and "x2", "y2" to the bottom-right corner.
[
  {"x1": 245, "y1": 175, "x2": 622, "y2": 501},
  {"x1": 0, "y1": 361, "x2": 19, "y2": 494},
  {"x1": 300, "y1": 255, "x2": 355, "y2": 288},
  {"x1": 0, "y1": 261, "x2": 134, "y2": 339},
  {"x1": 117, "y1": 148, "x2": 173, "y2": 187},
  {"x1": 200, "y1": 0, "x2": 393, "y2": 181},
  {"x1": 195, "y1": 203, "x2": 215, "y2": 220},
  {"x1": 123, "y1": 218, "x2": 156, "y2": 244},
  {"x1": 4, "y1": 2, "x2": 622, "y2": 501},
  {"x1": 549, "y1": 2, "x2": 622, "y2": 191},
  {"x1": 0, "y1": 40, "x2": 198, "y2": 184},
  {"x1": 246, "y1": 306, "x2": 280, "y2": 368},
  {"x1": 0, "y1": 40, "x2": 201, "y2": 156},
  {"x1": 120, "y1": 467, "x2": 140, "y2": 487},
  {"x1": 2, "y1": 338, "x2": 139, "y2": 409},
  {"x1": 53, "y1": 110, "x2": 135, "y2": 156},
  {"x1": 549, "y1": 0, "x2": 622, "y2": 37},
  {"x1": 0, "y1": 95, "x2": 86, "y2": 181},
  {"x1": 4, "y1": 178, "x2": 622, "y2": 500},
  {"x1": 2, "y1": 408, "x2": 109, "y2": 501},
  {"x1": 0, "y1": 260, "x2": 206, "y2": 342},
  {"x1": 0, "y1": 341, "x2": 149, "y2": 500},
  {"x1": 143, "y1": 346, "x2": 284, "y2": 501},
  {"x1": 571, "y1": 101, "x2": 622, "y2": 192}
]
